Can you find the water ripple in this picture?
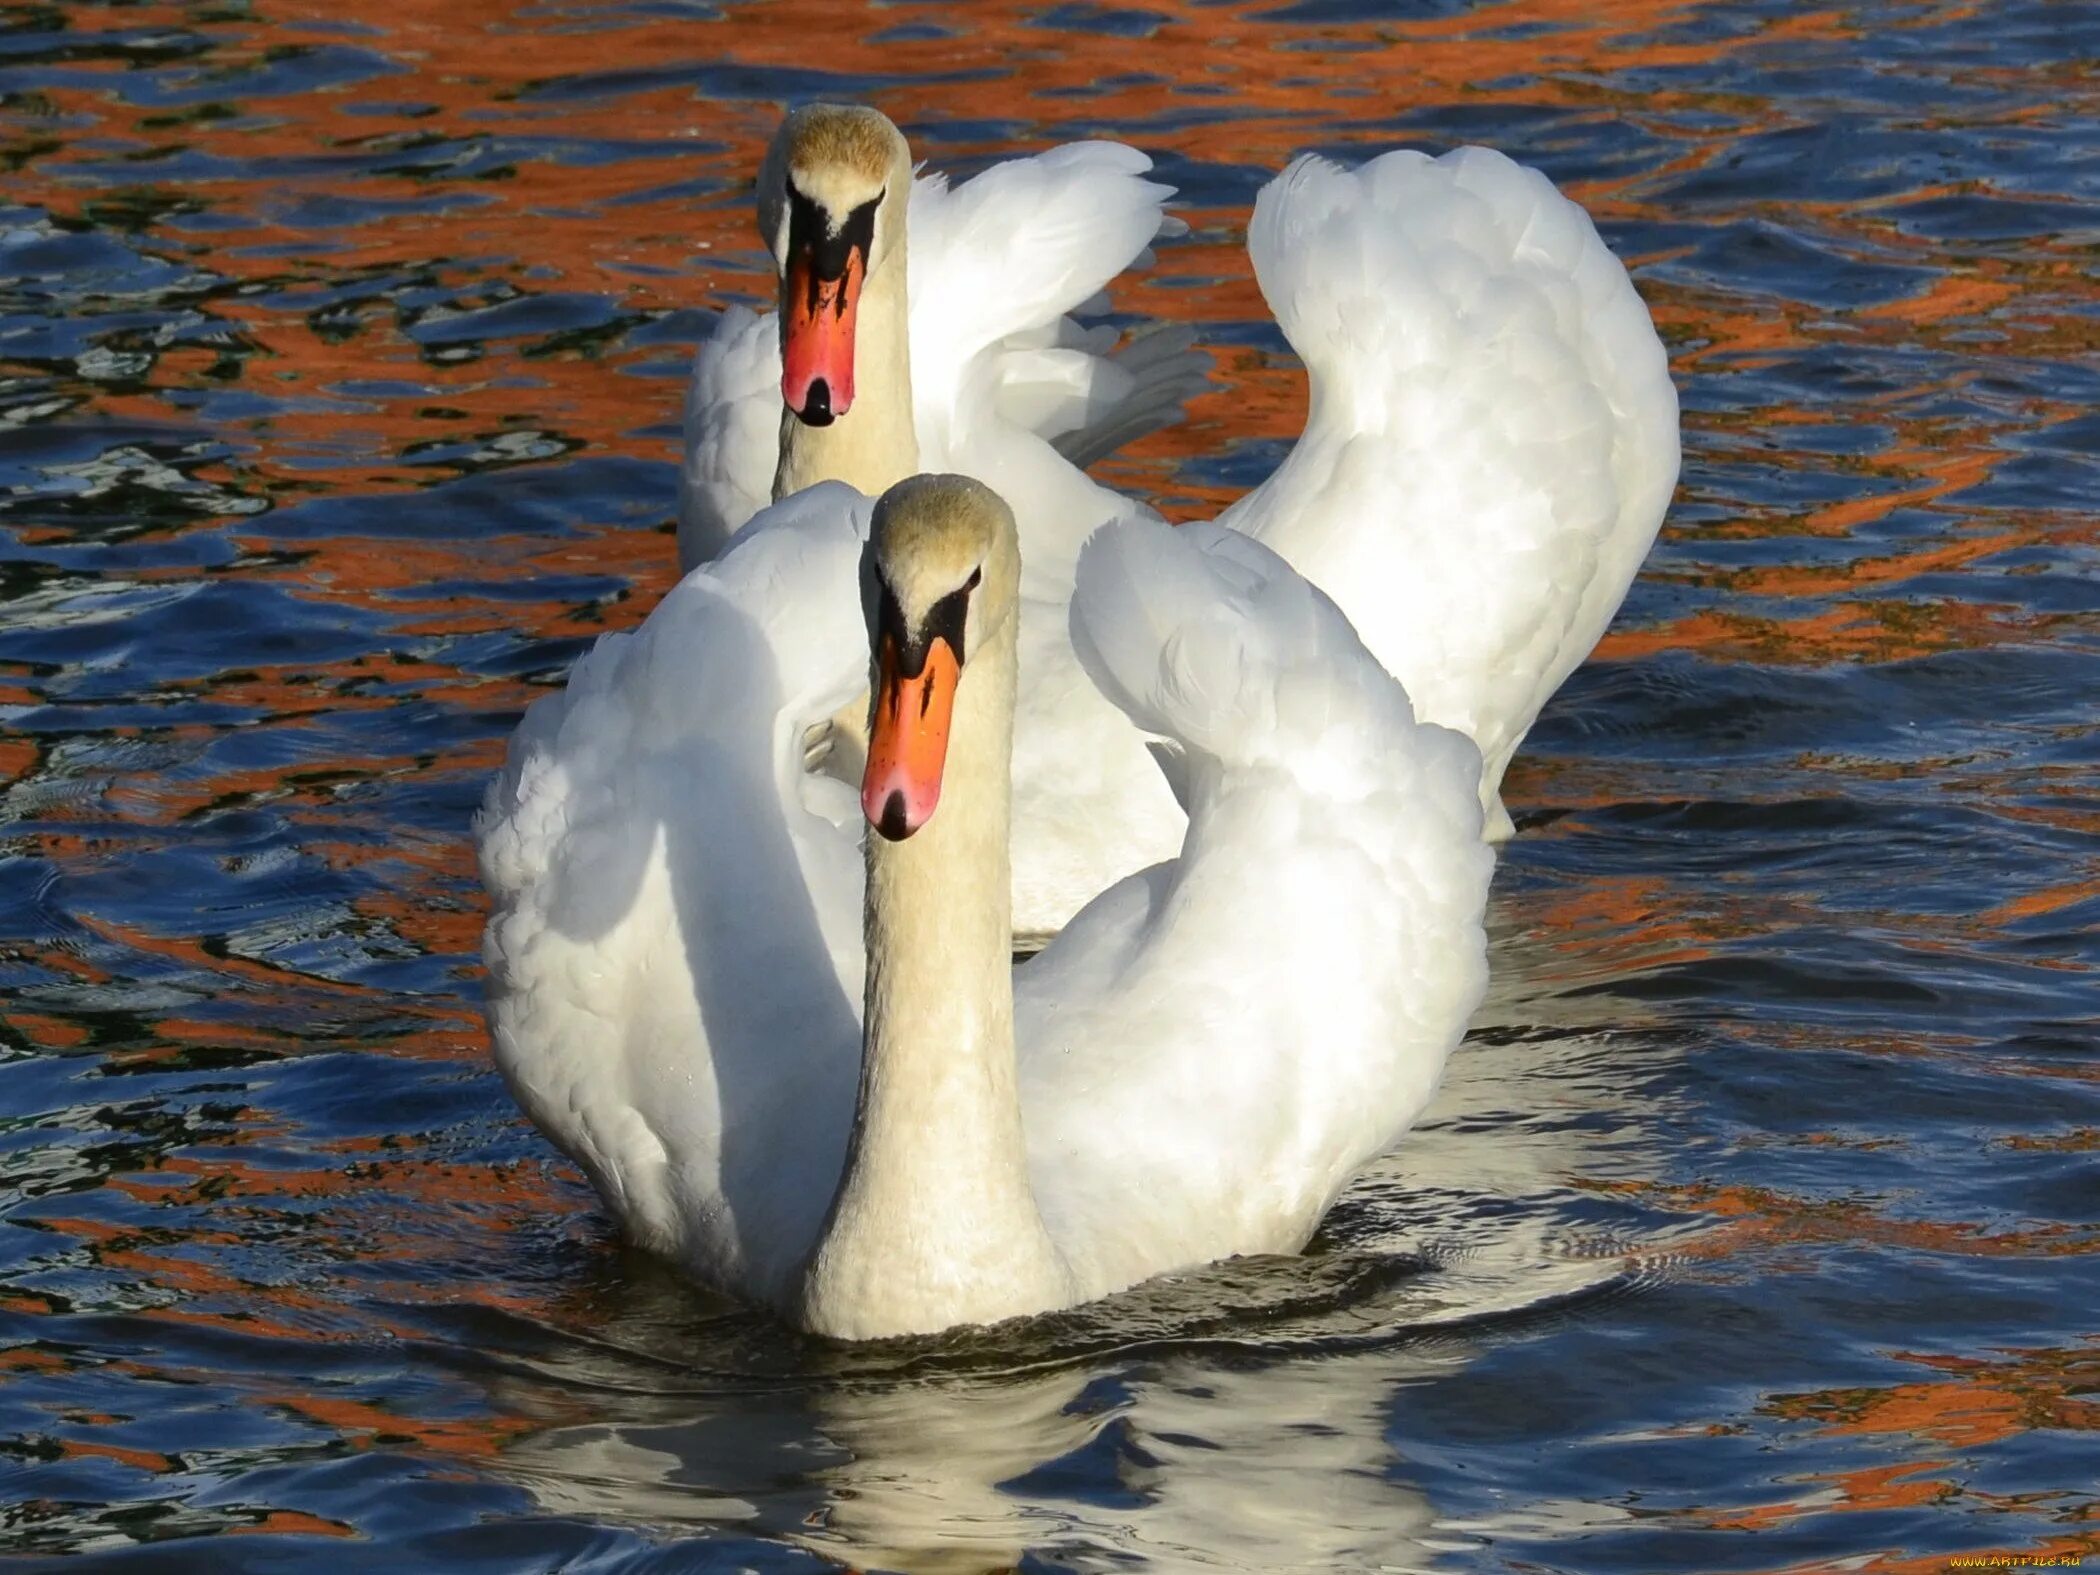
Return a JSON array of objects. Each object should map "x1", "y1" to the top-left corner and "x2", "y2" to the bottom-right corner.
[{"x1": 0, "y1": 0, "x2": 2095, "y2": 1569}]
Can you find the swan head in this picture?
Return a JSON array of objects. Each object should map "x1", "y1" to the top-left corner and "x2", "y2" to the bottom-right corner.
[
  {"x1": 860, "y1": 474, "x2": 1020, "y2": 843},
  {"x1": 758, "y1": 104, "x2": 913, "y2": 429}
]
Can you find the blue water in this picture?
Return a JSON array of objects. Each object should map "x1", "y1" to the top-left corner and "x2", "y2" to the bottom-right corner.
[{"x1": 2, "y1": 1, "x2": 2097, "y2": 1569}]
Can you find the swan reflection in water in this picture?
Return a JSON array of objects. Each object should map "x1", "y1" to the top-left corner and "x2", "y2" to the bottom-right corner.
[
  {"x1": 491, "y1": 1273, "x2": 1461, "y2": 1571},
  {"x1": 476, "y1": 913, "x2": 1687, "y2": 1571}
]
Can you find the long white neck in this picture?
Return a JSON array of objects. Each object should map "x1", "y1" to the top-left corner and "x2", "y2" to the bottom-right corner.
[
  {"x1": 798, "y1": 611, "x2": 1070, "y2": 1339},
  {"x1": 773, "y1": 241, "x2": 918, "y2": 502}
]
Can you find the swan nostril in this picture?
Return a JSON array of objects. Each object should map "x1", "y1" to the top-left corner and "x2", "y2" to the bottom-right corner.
[
  {"x1": 799, "y1": 378, "x2": 834, "y2": 426},
  {"x1": 876, "y1": 791, "x2": 912, "y2": 842}
]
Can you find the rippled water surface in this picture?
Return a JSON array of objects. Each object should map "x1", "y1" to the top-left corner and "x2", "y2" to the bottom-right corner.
[{"x1": 3, "y1": 1, "x2": 2097, "y2": 1569}]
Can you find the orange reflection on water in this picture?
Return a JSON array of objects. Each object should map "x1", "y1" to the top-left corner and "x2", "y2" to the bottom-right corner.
[
  {"x1": 1717, "y1": 1344, "x2": 2100, "y2": 1572},
  {"x1": 5, "y1": 0, "x2": 2097, "y2": 1560},
  {"x1": 1611, "y1": 1180, "x2": 2100, "y2": 1264}
]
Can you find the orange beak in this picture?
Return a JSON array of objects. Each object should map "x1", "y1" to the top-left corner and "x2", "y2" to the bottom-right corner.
[
  {"x1": 781, "y1": 246, "x2": 864, "y2": 426},
  {"x1": 862, "y1": 630, "x2": 960, "y2": 840}
]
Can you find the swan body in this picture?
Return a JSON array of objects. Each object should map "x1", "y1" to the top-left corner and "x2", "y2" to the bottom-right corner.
[{"x1": 480, "y1": 476, "x2": 1491, "y2": 1339}]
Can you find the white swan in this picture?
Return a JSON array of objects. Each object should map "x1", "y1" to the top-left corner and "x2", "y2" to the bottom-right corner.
[
  {"x1": 683, "y1": 111, "x2": 1677, "y2": 929},
  {"x1": 677, "y1": 111, "x2": 1208, "y2": 579},
  {"x1": 479, "y1": 474, "x2": 1490, "y2": 1339}
]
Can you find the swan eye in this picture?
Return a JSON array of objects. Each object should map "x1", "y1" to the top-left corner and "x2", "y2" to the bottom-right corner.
[{"x1": 964, "y1": 567, "x2": 982, "y2": 594}]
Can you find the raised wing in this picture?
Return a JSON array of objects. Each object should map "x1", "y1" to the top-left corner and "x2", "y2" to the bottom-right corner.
[
  {"x1": 1221, "y1": 145, "x2": 1680, "y2": 823},
  {"x1": 1017, "y1": 518, "x2": 1492, "y2": 1297},
  {"x1": 479, "y1": 482, "x2": 872, "y2": 1301},
  {"x1": 677, "y1": 304, "x2": 781, "y2": 571}
]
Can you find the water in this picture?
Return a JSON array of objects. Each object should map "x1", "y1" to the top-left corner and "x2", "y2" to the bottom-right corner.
[{"x1": 2, "y1": 1, "x2": 2095, "y2": 1568}]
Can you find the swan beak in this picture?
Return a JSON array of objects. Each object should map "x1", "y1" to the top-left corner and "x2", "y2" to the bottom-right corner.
[
  {"x1": 862, "y1": 632, "x2": 960, "y2": 841},
  {"x1": 780, "y1": 245, "x2": 864, "y2": 427}
]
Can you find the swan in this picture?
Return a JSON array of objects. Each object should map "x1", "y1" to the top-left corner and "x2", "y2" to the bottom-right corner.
[
  {"x1": 683, "y1": 110, "x2": 1677, "y2": 930},
  {"x1": 479, "y1": 474, "x2": 1491, "y2": 1339},
  {"x1": 678, "y1": 108, "x2": 1209, "y2": 580}
]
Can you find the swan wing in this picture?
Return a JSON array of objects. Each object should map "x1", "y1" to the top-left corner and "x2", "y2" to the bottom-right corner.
[
  {"x1": 479, "y1": 482, "x2": 871, "y2": 1303},
  {"x1": 677, "y1": 303, "x2": 781, "y2": 571},
  {"x1": 1221, "y1": 145, "x2": 1680, "y2": 822},
  {"x1": 1033, "y1": 322, "x2": 1211, "y2": 472},
  {"x1": 1016, "y1": 518, "x2": 1493, "y2": 1298},
  {"x1": 906, "y1": 143, "x2": 1212, "y2": 932},
  {"x1": 908, "y1": 141, "x2": 1190, "y2": 437}
]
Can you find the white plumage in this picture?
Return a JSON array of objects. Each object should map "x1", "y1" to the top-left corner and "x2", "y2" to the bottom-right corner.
[
  {"x1": 1015, "y1": 521, "x2": 1491, "y2": 1293},
  {"x1": 479, "y1": 489, "x2": 1490, "y2": 1324},
  {"x1": 477, "y1": 135, "x2": 1680, "y2": 1328},
  {"x1": 1222, "y1": 146, "x2": 1679, "y2": 835},
  {"x1": 482, "y1": 484, "x2": 871, "y2": 1296}
]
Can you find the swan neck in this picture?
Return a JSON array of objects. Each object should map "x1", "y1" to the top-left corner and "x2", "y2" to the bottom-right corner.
[
  {"x1": 774, "y1": 241, "x2": 917, "y2": 502},
  {"x1": 800, "y1": 614, "x2": 1067, "y2": 1338}
]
